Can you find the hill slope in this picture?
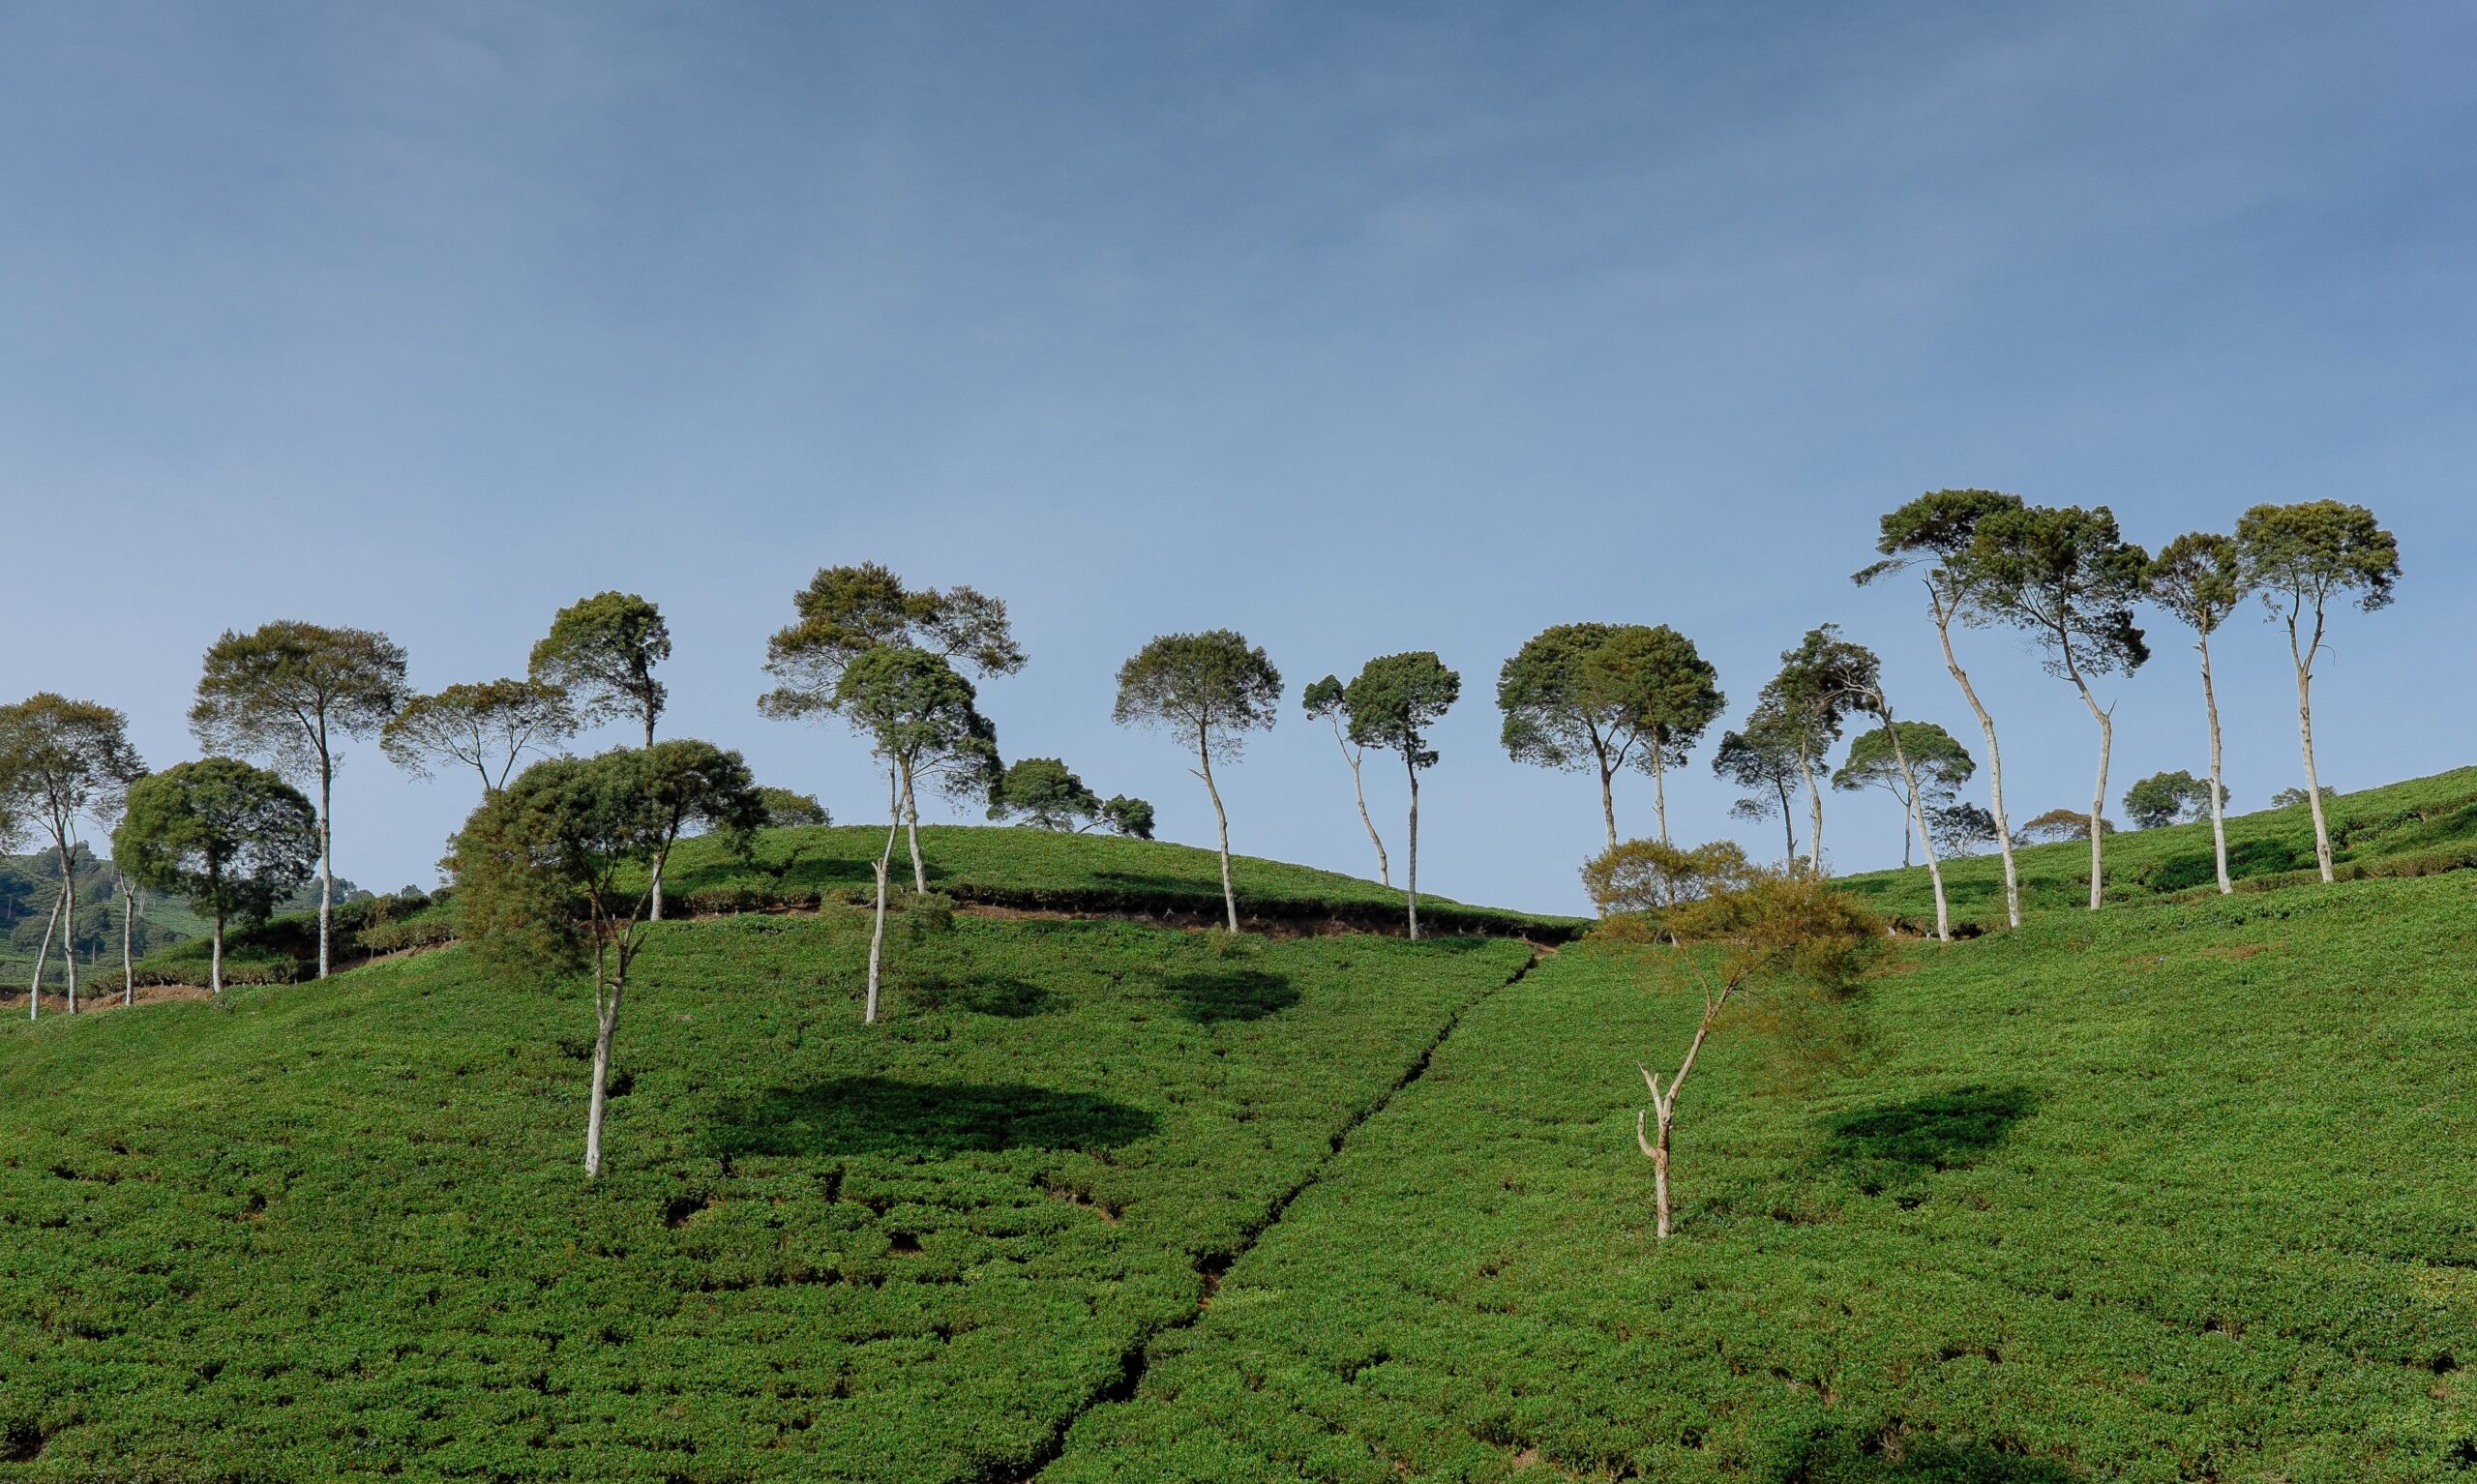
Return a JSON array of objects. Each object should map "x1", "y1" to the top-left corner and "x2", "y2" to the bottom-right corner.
[{"x1": 5, "y1": 798, "x2": 2475, "y2": 1480}]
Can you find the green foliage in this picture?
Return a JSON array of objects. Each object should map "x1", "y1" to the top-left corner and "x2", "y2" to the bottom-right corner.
[
  {"x1": 110, "y1": 758, "x2": 318, "y2": 933},
  {"x1": 2145, "y1": 531, "x2": 2247, "y2": 638},
  {"x1": 1495, "y1": 622, "x2": 1724, "y2": 776},
  {"x1": 381, "y1": 678, "x2": 579, "y2": 791},
  {"x1": 2235, "y1": 500, "x2": 2402, "y2": 621},
  {"x1": 1340, "y1": 651, "x2": 1461, "y2": 772},
  {"x1": 755, "y1": 785, "x2": 830, "y2": 828},
  {"x1": 0, "y1": 913, "x2": 1529, "y2": 1479},
  {"x1": 1834, "y1": 722, "x2": 1973, "y2": 801},
  {"x1": 1113, "y1": 631, "x2": 1282, "y2": 760},
  {"x1": 190, "y1": 620, "x2": 412, "y2": 776},
  {"x1": 0, "y1": 695, "x2": 143, "y2": 852},
  {"x1": 1960, "y1": 505, "x2": 2150, "y2": 680},
  {"x1": 2123, "y1": 768, "x2": 2227, "y2": 830},
  {"x1": 527, "y1": 592, "x2": 670, "y2": 742},
  {"x1": 1041, "y1": 873, "x2": 2477, "y2": 1480},
  {"x1": 760, "y1": 563, "x2": 1025, "y2": 724},
  {"x1": 1711, "y1": 705, "x2": 1806, "y2": 846},
  {"x1": 1580, "y1": 837, "x2": 1756, "y2": 918},
  {"x1": 2018, "y1": 807, "x2": 2116, "y2": 843},
  {"x1": 989, "y1": 757, "x2": 1103, "y2": 830},
  {"x1": 1098, "y1": 795, "x2": 1155, "y2": 841},
  {"x1": 1759, "y1": 624, "x2": 1879, "y2": 766},
  {"x1": 835, "y1": 647, "x2": 1002, "y2": 805},
  {"x1": 2272, "y1": 784, "x2": 2339, "y2": 810}
]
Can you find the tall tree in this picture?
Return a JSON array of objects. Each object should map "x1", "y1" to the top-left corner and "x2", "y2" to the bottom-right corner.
[
  {"x1": 2235, "y1": 501, "x2": 2401, "y2": 884},
  {"x1": 530, "y1": 593, "x2": 672, "y2": 916},
  {"x1": 1301, "y1": 676, "x2": 1388, "y2": 885},
  {"x1": 761, "y1": 563, "x2": 1025, "y2": 891},
  {"x1": 451, "y1": 741, "x2": 761, "y2": 1178},
  {"x1": 1112, "y1": 630, "x2": 1281, "y2": 933},
  {"x1": 1754, "y1": 626, "x2": 1879, "y2": 877},
  {"x1": 986, "y1": 757, "x2": 1151, "y2": 837},
  {"x1": 834, "y1": 648, "x2": 1002, "y2": 1022},
  {"x1": 382, "y1": 679, "x2": 579, "y2": 796},
  {"x1": 0, "y1": 696, "x2": 144, "y2": 1016},
  {"x1": 190, "y1": 621, "x2": 410, "y2": 977},
  {"x1": 2122, "y1": 770, "x2": 2226, "y2": 831},
  {"x1": 1857, "y1": 490, "x2": 2028, "y2": 927},
  {"x1": 92, "y1": 776, "x2": 149, "y2": 1006},
  {"x1": 112, "y1": 758, "x2": 318, "y2": 995},
  {"x1": 1497, "y1": 623, "x2": 1725, "y2": 849},
  {"x1": 1963, "y1": 504, "x2": 2150, "y2": 911},
  {"x1": 1833, "y1": 722, "x2": 1974, "y2": 869},
  {"x1": 1340, "y1": 652, "x2": 1462, "y2": 940},
  {"x1": 1711, "y1": 704, "x2": 1806, "y2": 864},
  {"x1": 2144, "y1": 533, "x2": 2248, "y2": 893}
]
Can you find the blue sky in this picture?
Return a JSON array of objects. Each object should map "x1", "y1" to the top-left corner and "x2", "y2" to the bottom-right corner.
[{"x1": 4, "y1": 2, "x2": 2470, "y2": 913}]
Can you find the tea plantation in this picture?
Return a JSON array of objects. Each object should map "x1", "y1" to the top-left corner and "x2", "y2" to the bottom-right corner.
[{"x1": 6, "y1": 803, "x2": 2477, "y2": 1481}]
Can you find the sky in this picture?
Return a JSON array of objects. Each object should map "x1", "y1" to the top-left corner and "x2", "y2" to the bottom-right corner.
[{"x1": 3, "y1": 1, "x2": 2471, "y2": 915}]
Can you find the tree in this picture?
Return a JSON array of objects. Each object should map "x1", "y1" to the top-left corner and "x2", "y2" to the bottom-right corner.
[
  {"x1": 530, "y1": 593, "x2": 673, "y2": 916},
  {"x1": 2122, "y1": 769, "x2": 2227, "y2": 831},
  {"x1": 1341, "y1": 652, "x2": 1461, "y2": 940},
  {"x1": 111, "y1": 759, "x2": 317, "y2": 995},
  {"x1": 451, "y1": 741, "x2": 761, "y2": 1178},
  {"x1": 835, "y1": 648, "x2": 1001, "y2": 1022},
  {"x1": 2145, "y1": 533, "x2": 2249, "y2": 893},
  {"x1": 1097, "y1": 795, "x2": 1155, "y2": 840},
  {"x1": 756, "y1": 787, "x2": 831, "y2": 828},
  {"x1": 1497, "y1": 623, "x2": 1726, "y2": 849},
  {"x1": 1711, "y1": 705, "x2": 1806, "y2": 864},
  {"x1": 2236, "y1": 501, "x2": 2401, "y2": 884},
  {"x1": 1112, "y1": 631, "x2": 1281, "y2": 933},
  {"x1": 2271, "y1": 785, "x2": 2338, "y2": 810},
  {"x1": 91, "y1": 779, "x2": 148, "y2": 1006},
  {"x1": 1583, "y1": 842, "x2": 1877, "y2": 1239},
  {"x1": 1962, "y1": 504, "x2": 2149, "y2": 911},
  {"x1": 1858, "y1": 490, "x2": 2029, "y2": 927},
  {"x1": 382, "y1": 679, "x2": 579, "y2": 796},
  {"x1": 761, "y1": 564, "x2": 1025, "y2": 892},
  {"x1": 2017, "y1": 807, "x2": 2117, "y2": 844},
  {"x1": 1754, "y1": 626, "x2": 1879, "y2": 877},
  {"x1": 0, "y1": 696, "x2": 143, "y2": 1016},
  {"x1": 987, "y1": 757, "x2": 1101, "y2": 830},
  {"x1": 1833, "y1": 723, "x2": 1974, "y2": 868},
  {"x1": 190, "y1": 621, "x2": 410, "y2": 977},
  {"x1": 1926, "y1": 800, "x2": 2000, "y2": 858},
  {"x1": 1301, "y1": 676, "x2": 1388, "y2": 885}
]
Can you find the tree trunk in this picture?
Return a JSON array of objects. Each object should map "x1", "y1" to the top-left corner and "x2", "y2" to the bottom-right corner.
[
  {"x1": 583, "y1": 977, "x2": 623, "y2": 1179},
  {"x1": 866, "y1": 768, "x2": 899, "y2": 1024},
  {"x1": 56, "y1": 838, "x2": 77, "y2": 1015},
  {"x1": 210, "y1": 911, "x2": 224, "y2": 996},
  {"x1": 1595, "y1": 733, "x2": 1618, "y2": 852},
  {"x1": 1775, "y1": 777, "x2": 1797, "y2": 863},
  {"x1": 121, "y1": 881, "x2": 136, "y2": 1006},
  {"x1": 28, "y1": 890, "x2": 61, "y2": 1021},
  {"x1": 2199, "y1": 632, "x2": 2232, "y2": 895},
  {"x1": 1645, "y1": 1102, "x2": 1674, "y2": 1241},
  {"x1": 1651, "y1": 750, "x2": 1671, "y2": 846},
  {"x1": 1198, "y1": 728, "x2": 1238, "y2": 933},
  {"x1": 2290, "y1": 607, "x2": 2336, "y2": 883},
  {"x1": 1333, "y1": 719, "x2": 1388, "y2": 886},
  {"x1": 1797, "y1": 753, "x2": 1826, "y2": 878},
  {"x1": 903, "y1": 771, "x2": 927, "y2": 894},
  {"x1": 1881, "y1": 712, "x2": 1951, "y2": 942},
  {"x1": 1931, "y1": 589, "x2": 2020, "y2": 928},
  {"x1": 1404, "y1": 758, "x2": 1420, "y2": 942},
  {"x1": 316, "y1": 748, "x2": 335, "y2": 979},
  {"x1": 2065, "y1": 668, "x2": 2112, "y2": 912}
]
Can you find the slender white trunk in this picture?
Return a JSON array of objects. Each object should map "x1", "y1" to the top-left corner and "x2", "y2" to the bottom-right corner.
[
  {"x1": 1331, "y1": 718, "x2": 1388, "y2": 886},
  {"x1": 122, "y1": 882, "x2": 137, "y2": 1006},
  {"x1": 210, "y1": 913, "x2": 224, "y2": 996},
  {"x1": 2065, "y1": 667, "x2": 2112, "y2": 912},
  {"x1": 2290, "y1": 607, "x2": 2336, "y2": 883},
  {"x1": 28, "y1": 891, "x2": 61, "y2": 1021},
  {"x1": 865, "y1": 764, "x2": 898, "y2": 1024},
  {"x1": 1404, "y1": 758, "x2": 1420, "y2": 941},
  {"x1": 1930, "y1": 588, "x2": 2020, "y2": 927},
  {"x1": 2199, "y1": 633, "x2": 2231, "y2": 895},
  {"x1": 1651, "y1": 751, "x2": 1671, "y2": 846},
  {"x1": 1880, "y1": 712, "x2": 1951, "y2": 942},
  {"x1": 316, "y1": 749, "x2": 334, "y2": 979},
  {"x1": 57, "y1": 839, "x2": 77, "y2": 1015},
  {"x1": 903, "y1": 774, "x2": 926, "y2": 893},
  {"x1": 645, "y1": 710, "x2": 666, "y2": 921},
  {"x1": 1798, "y1": 753, "x2": 1826, "y2": 878},
  {"x1": 1197, "y1": 727, "x2": 1238, "y2": 933},
  {"x1": 1596, "y1": 735, "x2": 1619, "y2": 852},
  {"x1": 583, "y1": 977, "x2": 622, "y2": 1179}
]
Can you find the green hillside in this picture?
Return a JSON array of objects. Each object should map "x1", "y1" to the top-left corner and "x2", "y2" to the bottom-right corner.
[
  {"x1": 5, "y1": 784, "x2": 2476, "y2": 1480},
  {"x1": 1838, "y1": 765, "x2": 2477, "y2": 928}
]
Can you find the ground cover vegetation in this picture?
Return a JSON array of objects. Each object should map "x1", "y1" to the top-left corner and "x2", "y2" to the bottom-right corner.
[
  {"x1": 0, "y1": 909, "x2": 1532, "y2": 1481},
  {"x1": 1041, "y1": 869, "x2": 2477, "y2": 1482}
]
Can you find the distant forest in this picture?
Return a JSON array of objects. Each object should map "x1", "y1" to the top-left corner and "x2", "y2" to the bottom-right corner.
[{"x1": 0, "y1": 847, "x2": 371, "y2": 985}]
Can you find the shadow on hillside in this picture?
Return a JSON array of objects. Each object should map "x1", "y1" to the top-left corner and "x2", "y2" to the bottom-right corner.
[
  {"x1": 900, "y1": 972, "x2": 1060, "y2": 1019},
  {"x1": 1822, "y1": 1084, "x2": 2039, "y2": 1172},
  {"x1": 1163, "y1": 969, "x2": 1298, "y2": 1023},
  {"x1": 1778, "y1": 1424, "x2": 2079, "y2": 1481},
  {"x1": 703, "y1": 1078, "x2": 1156, "y2": 1159}
]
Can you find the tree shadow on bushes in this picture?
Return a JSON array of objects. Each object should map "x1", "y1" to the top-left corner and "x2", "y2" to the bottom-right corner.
[
  {"x1": 1163, "y1": 969, "x2": 1298, "y2": 1024},
  {"x1": 704, "y1": 1078, "x2": 1156, "y2": 1159},
  {"x1": 1779, "y1": 1423, "x2": 2079, "y2": 1482},
  {"x1": 1822, "y1": 1083, "x2": 2039, "y2": 1172}
]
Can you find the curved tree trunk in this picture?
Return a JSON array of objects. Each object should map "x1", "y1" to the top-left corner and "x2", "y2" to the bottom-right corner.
[
  {"x1": 583, "y1": 941, "x2": 624, "y2": 1179},
  {"x1": 2289, "y1": 606, "x2": 2336, "y2": 883},
  {"x1": 27, "y1": 890, "x2": 61, "y2": 1021},
  {"x1": 2198, "y1": 632, "x2": 2232, "y2": 895},
  {"x1": 1881, "y1": 710, "x2": 1951, "y2": 942},
  {"x1": 2064, "y1": 663, "x2": 2112, "y2": 912},
  {"x1": 1404, "y1": 757, "x2": 1420, "y2": 941},
  {"x1": 1931, "y1": 590, "x2": 2020, "y2": 928},
  {"x1": 1330, "y1": 719, "x2": 1388, "y2": 886},
  {"x1": 865, "y1": 764, "x2": 898, "y2": 1024},
  {"x1": 56, "y1": 837, "x2": 77, "y2": 1015},
  {"x1": 1197, "y1": 727, "x2": 1238, "y2": 933}
]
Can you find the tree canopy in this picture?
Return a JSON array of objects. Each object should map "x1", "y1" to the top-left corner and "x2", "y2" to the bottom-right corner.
[
  {"x1": 529, "y1": 592, "x2": 671, "y2": 746},
  {"x1": 1497, "y1": 622, "x2": 1725, "y2": 845},
  {"x1": 2123, "y1": 769, "x2": 2228, "y2": 830},
  {"x1": 2235, "y1": 501, "x2": 2401, "y2": 621},
  {"x1": 191, "y1": 621, "x2": 411, "y2": 777},
  {"x1": 112, "y1": 758, "x2": 317, "y2": 992},
  {"x1": 987, "y1": 757, "x2": 1100, "y2": 830},
  {"x1": 1341, "y1": 652, "x2": 1461, "y2": 773},
  {"x1": 835, "y1": 648, "x2": 1003, "y2": 809},
  {"x1": 761, "y1": 563, "x2": 1025, "y2": 723},
  {"x1": 1112, "y1": 631, "x2": 1282, "y2": 758},
  {"x1": 381, "y1": 678, "x2": 579, "y2": 793},
  {"x1": 2145, "y1": 532, "x2": 2247, "y2": 639}
]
